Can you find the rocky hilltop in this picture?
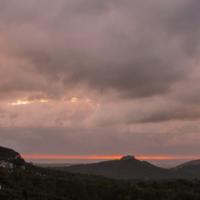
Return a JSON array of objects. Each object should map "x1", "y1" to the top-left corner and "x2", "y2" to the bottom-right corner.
[
  {"x1": 1, "y1": 146, "x2": 200, "y2": 180},
  {"x1": 0, "y1": 146, "x2": 26, "y2": 170},
  {"x1": 120, "y1": 155, "x2": 135, "y2": 160}
]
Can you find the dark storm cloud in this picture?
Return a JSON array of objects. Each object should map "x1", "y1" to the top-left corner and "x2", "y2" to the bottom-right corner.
[
  {"x1": 161, "y1": 0, "x2": 200, "y2": 57},
  {"x1": 0, "y1": 0, "x2": 200, "y2": 127},
  {"x1": 0, "y1": 0, "x2": 200, "y2": 157},
  {"x1": 138, "y1": 106, "x2": 200, "y2": 123},
  {"x1": 88, "y1": 98, "x2": 200, "y2": 126},
  {"x1": 165, "y1": 0, "x2": 200, "y2": 35},
  {"x1": 0, "y1": 0, "x2": 197, "y2": 100}
]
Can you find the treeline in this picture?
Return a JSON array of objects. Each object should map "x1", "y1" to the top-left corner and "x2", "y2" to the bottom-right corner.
[{"x1": 1, "y1": 168, "x2": 200, "y2": 200}]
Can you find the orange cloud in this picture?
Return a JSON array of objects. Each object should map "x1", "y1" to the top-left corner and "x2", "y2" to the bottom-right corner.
[
  {"x1": 136, "y1": 156, "x2": 200, "y2": 160},
  {"x1": 22, "y1": 155, "x2": 122, "y2": 159},
  {"x1": 22, "y1": 155, "x2": 200, "y2": 160}
]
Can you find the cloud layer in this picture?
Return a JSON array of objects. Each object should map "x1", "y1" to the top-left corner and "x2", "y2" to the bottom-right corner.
[{"x1": 1, "y1": 0, "x2": 200, "y2": 157}]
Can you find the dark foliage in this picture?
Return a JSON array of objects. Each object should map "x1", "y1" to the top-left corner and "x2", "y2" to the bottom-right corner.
[
  {"x1": 0, "y1": 146, "x2": 19, "y2": 160},
  {"x1": 1, "y1": 168, "x2": 200, "y2": 200},
  {"x1": 1, "y1": 146, "x2": 200, "y2": 199}
]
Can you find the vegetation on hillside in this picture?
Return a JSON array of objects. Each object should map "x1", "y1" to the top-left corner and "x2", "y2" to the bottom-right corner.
[
  {"x1": 175, "y1": 165, "x2": 200, "y2": 173},
  {"x1": 2, "y1": 147, "x2": 200, "y2": 199},
  {"x1": 2, "y1": 167, "x2": 200, "y2": 200}
]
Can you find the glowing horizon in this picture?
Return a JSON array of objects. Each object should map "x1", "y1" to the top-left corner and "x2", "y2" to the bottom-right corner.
[{"x1": 21, "y1": 155, "x2": 200, "y2": 160}]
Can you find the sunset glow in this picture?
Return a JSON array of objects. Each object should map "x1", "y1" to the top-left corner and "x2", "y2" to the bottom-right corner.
[
  {"x1": 39, "y1": 100, "x2": 48, "y2": 103},
  {"x1": 21, "y1": 155, "x2": 200, "y2": 160},
  {"x1": 71, "y1": 98, "x2": 78, "y2": 102},
  {"x1": 8, "y1": 99, "x2": 49, "y2": 105},
  {"x1": 22, "y1": 155, "x2": 122, "y2": 159},
  {"x1": 9, "y1": 101, "x2": 29, "y2": 105}
]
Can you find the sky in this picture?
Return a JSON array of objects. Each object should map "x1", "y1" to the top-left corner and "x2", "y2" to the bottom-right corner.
[{"x1": 1, "y1": 0, "x2": 200, "y2": 159}]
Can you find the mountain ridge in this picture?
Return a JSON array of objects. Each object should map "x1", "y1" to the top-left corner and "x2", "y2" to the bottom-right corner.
[
  {"x1": 1, "y1": 146, "x2": 200, "y2": 180},
  {"x1": 2, "y1": 147, "x2": 200, "y2": 199},
  {"x1": 56, "y1": 155, "x2": 200, "y2": 180}
]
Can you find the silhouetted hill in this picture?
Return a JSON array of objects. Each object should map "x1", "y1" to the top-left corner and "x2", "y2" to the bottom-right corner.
[
  {"x1": 0, "y1": 146, "x2": 115, "y2": 181},
  {"x1": 1, "y1": 146, "x2": 200, "y2": 180},
  {"x1": 0, "y1": 146, "x2": 20, "y2": 160},
  {"x1": 56, "y1": 155, "x2": 200, "y2": 180},
  {"x1": 0, "y1": 146, "x2": 26, "y2": 169},
  {"x1": 3, "y1": 147, "x2": 200, "y2": 199},
  {"x1": 173, "y1": 159, "x2": 200, "y2": 173}
]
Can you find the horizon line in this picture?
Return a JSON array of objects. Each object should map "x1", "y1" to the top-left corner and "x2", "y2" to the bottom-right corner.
[{"x1": 21, "y1": 155, "x2": 200, "y2": 160}]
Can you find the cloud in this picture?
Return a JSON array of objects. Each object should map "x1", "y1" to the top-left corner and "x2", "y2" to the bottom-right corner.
[
  {"x1": 0, "y1": 0, "x2": 200, "y2": 119},
  {"x1": 88, "y1": 96, "x2": 200, "y2": 126},
  {"x1": 1, "y1": 0, "x2": 200, "y2": 156},
  {"x1": 10, "y1": 113, "x2": 19, "y2": 119},
  {"x1": 0, "y1": 0, "x2": 196, "y2": 101},
  {"x1": 1, "y1": 122, "x2": 200, "y2": 157}
]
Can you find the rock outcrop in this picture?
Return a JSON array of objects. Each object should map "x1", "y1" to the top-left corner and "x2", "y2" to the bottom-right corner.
[
  {"x1": 120, "y1": 155, "x2": 135, "y2": 160},
  {"x1": 0, "y1": 146, "x2": 26, "y2": 170}
]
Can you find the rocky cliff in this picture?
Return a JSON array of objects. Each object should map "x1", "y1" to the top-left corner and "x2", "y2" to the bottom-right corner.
[{"x1": 0, "y1": 146, "x2": 26, "y2": 170}]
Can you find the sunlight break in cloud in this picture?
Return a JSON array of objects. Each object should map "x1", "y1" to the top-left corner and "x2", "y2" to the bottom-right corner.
[
  {"x1": 8, "y1": 101, "x2": 30, "y2": 105},
  {"x1": 8, "y1": 100, "x2": 49, "y2": 105},
  {"x1": 1, "y1": 0, "x2": 200, "y2": 158},
  {"x1": 70, "y1": 98, "x2": 78, "y2": 102}
]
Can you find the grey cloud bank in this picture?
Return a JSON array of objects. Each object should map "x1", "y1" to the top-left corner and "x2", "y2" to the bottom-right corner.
[
  {"x1": 1, "y1": 124, "x2": 200, "y2": 157},
  {"x1": 0, "y1": 0, "x2": 200, "y2": 156}
]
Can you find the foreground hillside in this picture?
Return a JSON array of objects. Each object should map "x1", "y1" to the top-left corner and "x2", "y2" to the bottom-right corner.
[
  {"x1": 2, "y1": 167, "x2": 200, "y2": 200},
  {"x1": 0, "y1": 146, "x2": 26, "y2": 170},
  {"x1": 2, "y1": 146, "x2": 200, "y2": 199},
  {"x1": 56, "y1": 155, "x2": 200, "y2": 180},
  {"x1": 1, "y1": 146, "x2": 200, "y2": 180}
]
